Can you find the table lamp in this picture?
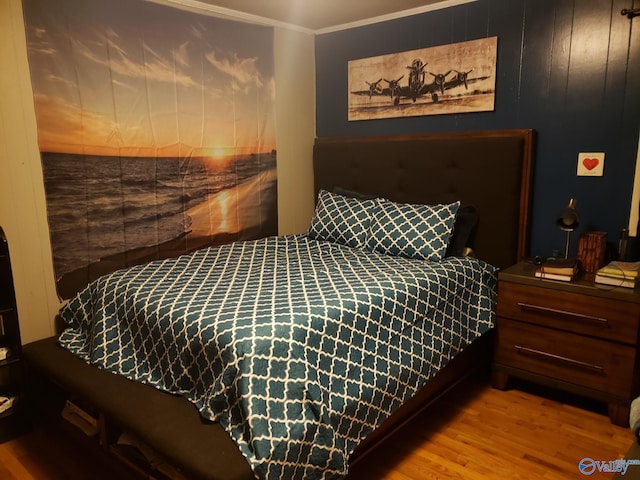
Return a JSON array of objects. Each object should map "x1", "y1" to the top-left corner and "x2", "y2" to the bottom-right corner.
[{"x1": 557, "y1": 198, "x2": 579, "y2": 259}]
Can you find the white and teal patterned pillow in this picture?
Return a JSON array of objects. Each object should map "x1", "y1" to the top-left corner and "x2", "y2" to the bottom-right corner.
[
  {"x1": 366, "y1": 199, "x2": 460, "y2": 261},
  {"x1": 308, "y1": 189, "x2": 375, "y2": 248}
]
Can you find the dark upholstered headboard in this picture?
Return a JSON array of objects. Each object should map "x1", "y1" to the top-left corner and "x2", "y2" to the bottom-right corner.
[{"x1": 313, "y1": 129, "x2": 535, "y2": 270}]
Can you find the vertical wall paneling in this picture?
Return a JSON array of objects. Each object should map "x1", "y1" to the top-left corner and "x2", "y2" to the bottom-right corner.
[
  {"x1": 487, "y1": 0, "x2": 523, "y2": 126},
  {"x1": 519, "y1": 2, "x2": 553, "y2": 123},
  {"x1": 315, "y1": 0, "x2": 640, "y2": 259}
]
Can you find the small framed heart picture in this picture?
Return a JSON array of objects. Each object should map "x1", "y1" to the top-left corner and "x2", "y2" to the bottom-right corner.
[{"x1": 577, "y1": 152, "x2": 605, "y2": 176}]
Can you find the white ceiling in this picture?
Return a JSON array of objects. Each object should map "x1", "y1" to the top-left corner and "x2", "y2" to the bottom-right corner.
[{"x1": 170, "y1": 0, "x2": 475, "y2": 33}]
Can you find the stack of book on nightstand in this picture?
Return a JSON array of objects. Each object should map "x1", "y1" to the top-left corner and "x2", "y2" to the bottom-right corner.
[
  {"x1": 534, "y1": 257, "x2": 579, "y2": 282},
  {"x1": 594, "y1": 260, "x2": 640, "y2": 289}
]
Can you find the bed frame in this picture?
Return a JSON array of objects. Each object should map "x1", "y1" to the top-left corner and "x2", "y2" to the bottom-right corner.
[{"x1": 23, "y1": 129, "x2": 534, "y2": 479}]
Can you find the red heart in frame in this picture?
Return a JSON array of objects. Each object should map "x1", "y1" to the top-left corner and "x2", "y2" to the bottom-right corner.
[{"x1": 583, "y1": 157, "x2": 599, "y2": 171}]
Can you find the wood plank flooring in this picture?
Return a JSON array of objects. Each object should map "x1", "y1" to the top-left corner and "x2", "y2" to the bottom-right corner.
[
  {"x1": 0, "y1": 373, "x2": 634, "y2": 479},
  {"x1": 0, "y1": 422, "x2": 137, "y2": 480},
  {"x1": 348, "y1": 374, "x2": 634, "y2": 480}
]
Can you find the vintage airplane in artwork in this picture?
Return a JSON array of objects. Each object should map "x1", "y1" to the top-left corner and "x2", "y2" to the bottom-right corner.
[
  {"x1": 365, "y1": 78, "x2": 384, "y2": 98},
  {"x1": 352, "y1": 58, "x2": 489, "y2": 105}
]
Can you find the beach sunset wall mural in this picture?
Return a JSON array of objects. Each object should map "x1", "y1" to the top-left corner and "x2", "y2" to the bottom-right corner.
[{"x1": 22, "y1": 0, "x2": 278, "y2": 298}]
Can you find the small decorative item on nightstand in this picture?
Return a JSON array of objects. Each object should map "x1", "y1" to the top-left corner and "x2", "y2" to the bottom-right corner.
[{"x1": 577, "y1": 231, "x2": 607, "y2": 273}]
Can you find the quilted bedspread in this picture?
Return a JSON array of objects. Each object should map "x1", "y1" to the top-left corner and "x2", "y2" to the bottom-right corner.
[{"x1": 59, "y1": 234, "x2": 497, "y2": 479}]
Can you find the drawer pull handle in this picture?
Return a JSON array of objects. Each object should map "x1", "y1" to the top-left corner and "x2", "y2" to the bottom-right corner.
[
  {"x1": 517, "y1": 302, "x2": 609, "y2": 326},
  {"x1": 514, "y1": 345, "x2": 605, "y2": 374}
]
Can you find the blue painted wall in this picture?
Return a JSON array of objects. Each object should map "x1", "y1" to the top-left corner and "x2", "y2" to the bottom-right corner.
[{"x1": 315, "y1": 0, "x2": 640, "y2": 261}]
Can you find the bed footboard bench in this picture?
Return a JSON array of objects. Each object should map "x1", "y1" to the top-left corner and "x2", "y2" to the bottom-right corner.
[{"x1": 22, "y1": 336, "x2": 254, "y2": 480}]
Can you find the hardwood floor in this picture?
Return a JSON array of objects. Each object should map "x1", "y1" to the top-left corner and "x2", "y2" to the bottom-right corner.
[
  {"x1": 0, "y1": 373, "x2": 634, "y2": 479},
  {"x1": 0, "y1": 422, "x2": 138, "y2": 480},
  {"x1": 348, "y1": 374, "x2": 634, "y2": 480}
]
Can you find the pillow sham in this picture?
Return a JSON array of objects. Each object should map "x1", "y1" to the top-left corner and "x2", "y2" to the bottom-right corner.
[
  {"x1": 366, "y1": 199, "x2": 460, "y2": 261},
  {"x1": 308, "y1": 189, "x2": 374, "y2": 248}
]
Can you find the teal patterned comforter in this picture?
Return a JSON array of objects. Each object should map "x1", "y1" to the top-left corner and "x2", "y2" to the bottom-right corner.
[{"x1": 59, "y1": 234, "x2": 497, "y2": 479}]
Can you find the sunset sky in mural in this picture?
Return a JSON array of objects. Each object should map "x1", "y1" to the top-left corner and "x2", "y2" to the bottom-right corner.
[{"x1": 24, "y1": 0, "x2": 276, "y2": 158}]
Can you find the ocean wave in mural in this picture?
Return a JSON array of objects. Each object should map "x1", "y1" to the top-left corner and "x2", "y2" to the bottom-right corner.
[{"x1": 22, "y1": 0, "x2": 277, "y2": 298}]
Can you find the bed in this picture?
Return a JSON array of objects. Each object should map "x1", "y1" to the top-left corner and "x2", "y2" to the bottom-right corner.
[{"x1": 23, "y1": 129, "x2": 534, "y2": 480}]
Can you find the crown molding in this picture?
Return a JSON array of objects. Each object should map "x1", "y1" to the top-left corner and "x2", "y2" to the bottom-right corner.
[
  {"x1": 314, "y1": 0, "x2": 477, "y2": 35},
  {"x1": 151, "y1": 0, "x2": 314, "y2": 34},
  {"x1": 154, "y1": 0, "x2": 476, "y2": 35}
]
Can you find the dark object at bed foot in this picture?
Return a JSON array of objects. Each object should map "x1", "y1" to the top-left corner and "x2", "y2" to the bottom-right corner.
[{"x1": 23, "y1": 337, "x2": 254, "y2": 480}]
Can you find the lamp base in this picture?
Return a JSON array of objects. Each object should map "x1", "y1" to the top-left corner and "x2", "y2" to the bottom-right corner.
[{"x1": 564, "y1": 231, "x2": 572, "y2": 259}]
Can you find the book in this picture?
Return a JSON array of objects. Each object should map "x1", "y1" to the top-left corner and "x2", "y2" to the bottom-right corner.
[
  {"x1": 534, "y1": 269, "x2": 575, "y2": 282},
  {"x1": 595, "y1": 270, "x2": 639, "y2": 279},
  {"x1": 537, "y1": 258, "x2": 579, "y2": 277},
  {"x1": 597, "y1": 260, "x2": 640, "y2": 278},
  {"x1": 595, "y1": 273, "x2": 639, "y2": 289}
]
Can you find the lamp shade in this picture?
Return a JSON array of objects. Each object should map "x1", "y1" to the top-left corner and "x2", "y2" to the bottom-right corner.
[{"x1": 557, "y1": 198, "x2": 579, "y2": 232}]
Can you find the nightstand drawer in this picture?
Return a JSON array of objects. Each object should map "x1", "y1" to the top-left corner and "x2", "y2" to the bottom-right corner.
[
  {"x1": 497, "y1": 282, "x2": 640, "y2": 344},
  {"x1": 495, "y1": 318, "x2": 635, "y2": 398}
]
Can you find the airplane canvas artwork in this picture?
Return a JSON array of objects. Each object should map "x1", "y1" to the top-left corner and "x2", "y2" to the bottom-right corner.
[{"x1": 348, "y1": 37, "x2": 497, "y2": 120}]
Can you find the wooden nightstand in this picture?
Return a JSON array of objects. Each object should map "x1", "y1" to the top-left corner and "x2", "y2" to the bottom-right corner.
[{"x1": 492, "y1": 261, "x2": 640, "y2": 426}]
